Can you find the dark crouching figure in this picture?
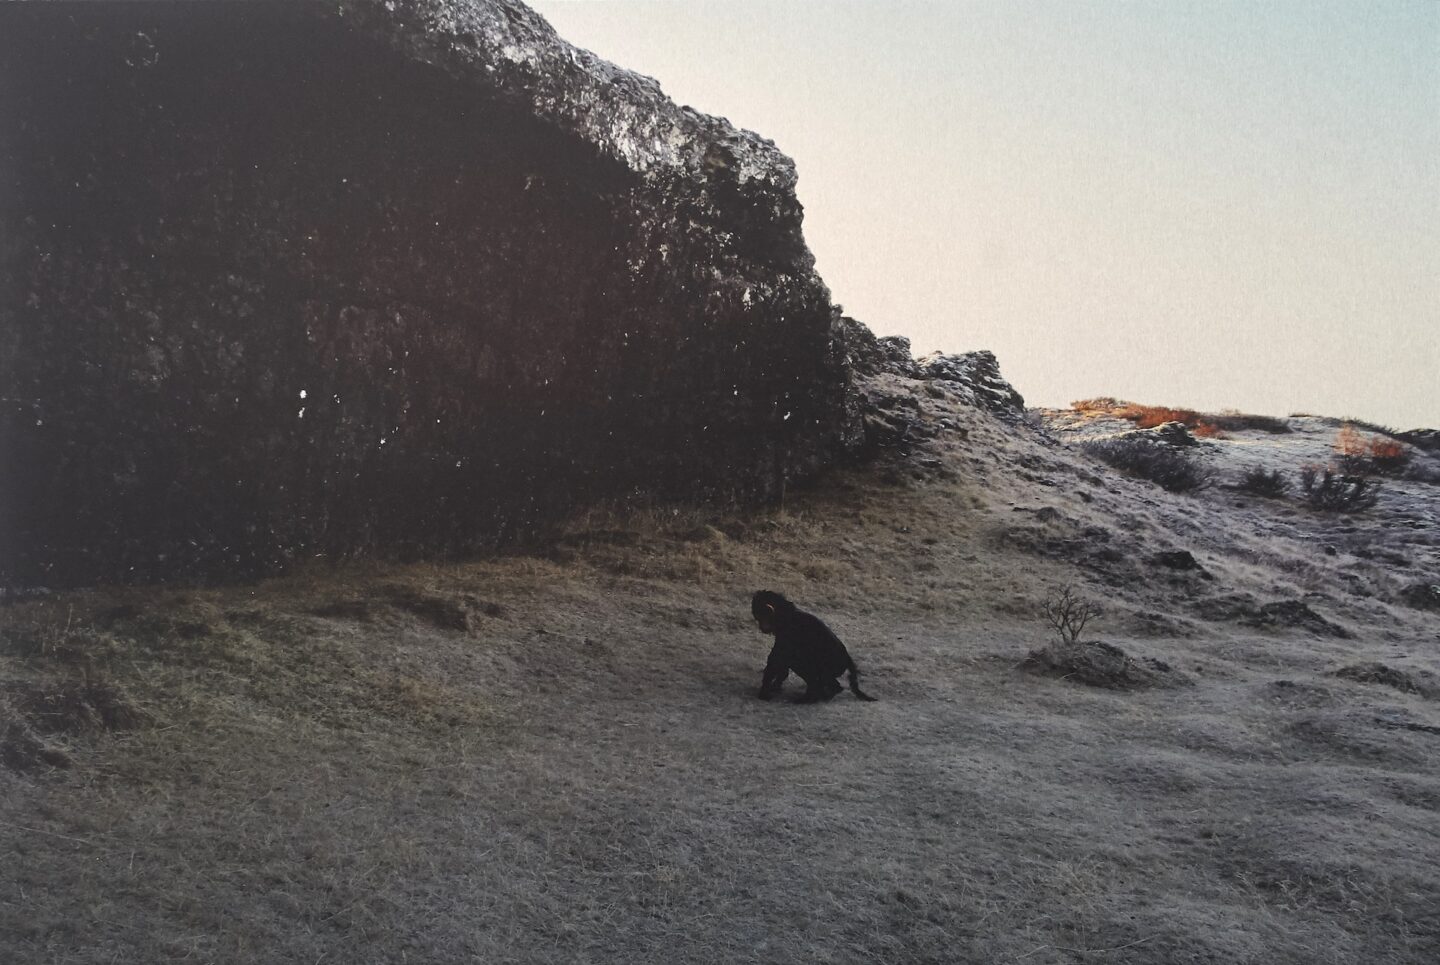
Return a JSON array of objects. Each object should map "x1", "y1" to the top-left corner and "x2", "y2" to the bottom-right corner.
[{"x1": 751, "y1": 590, "x2": 877, "y2": 702}]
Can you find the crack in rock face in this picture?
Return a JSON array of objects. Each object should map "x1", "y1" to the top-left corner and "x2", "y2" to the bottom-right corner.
[{"x1": 0, "y1": 0, "x2": 862, "y2": 588}]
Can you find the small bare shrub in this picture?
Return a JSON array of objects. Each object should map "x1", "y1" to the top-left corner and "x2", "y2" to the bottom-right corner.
[
  {"x1": 1299, "y1": 464, "x2": 1380, "y2": 512},
  {"x1": 1025, "y1": 589, "x2": 1182, "y2": 689},
  {"x1": 1083, "y1": 438, "x2": 1214, "y2": 493},
  {"x1": 1043, "y1": 584, "x2": 1096, "y2": 644},
  {"x1": 1236, "y1": 465, "x2": 1290, "y2": 498}
]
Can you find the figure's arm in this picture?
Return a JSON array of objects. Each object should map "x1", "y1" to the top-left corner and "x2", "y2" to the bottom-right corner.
[{"x1": 759, "y1": 645, "x2": 790, "y2": 699}]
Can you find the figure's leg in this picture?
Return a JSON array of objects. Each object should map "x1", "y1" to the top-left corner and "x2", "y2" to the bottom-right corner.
[{"x1": 794, "y1": 672, "x2": 825, "y2": 703}]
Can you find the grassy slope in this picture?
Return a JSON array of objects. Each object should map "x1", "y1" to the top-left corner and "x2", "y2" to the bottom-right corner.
[{"x1": 3, "y1": 384, "x2": 1438, "y2": 964}]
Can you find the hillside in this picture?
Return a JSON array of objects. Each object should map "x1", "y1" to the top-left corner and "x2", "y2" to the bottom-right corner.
[{"x1": 3, "y1": 370, "x2": 1438, "y2": 964}]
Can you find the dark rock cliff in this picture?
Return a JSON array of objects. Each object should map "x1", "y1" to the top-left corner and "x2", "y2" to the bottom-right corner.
[{"x1": 0, "y1": 0, "x2": 859, "y2": 588}]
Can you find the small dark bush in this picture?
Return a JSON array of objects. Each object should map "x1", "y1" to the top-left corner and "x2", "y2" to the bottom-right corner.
[
  {"x1": 1236, "y1": 465, "x2": 1290, "y2": 498},
  {"x1": 1211, "y1": 410, "x2": 1292, "y2": 434},
  {"x1": 1406, "y1": 459, "x2": 1440, "y2": 486},
  {"x1": 1083, "y1": 438, "x2": 1214, "y2": 492},
  {"x1": 1299, "y1": 464, "x2": 1380, "y2": 512}
]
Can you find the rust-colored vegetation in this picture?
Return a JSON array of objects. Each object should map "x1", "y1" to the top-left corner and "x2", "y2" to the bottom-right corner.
[
  {"x1": 1071, "y1": 399, "x2": 1294, "y2": 437},
  {"x1": 1334, "y1": 424, "x2": 1411, "y2": 475},
  {"x1": 1071, "y1": 399, "x2": 1227, "y2": 437}
]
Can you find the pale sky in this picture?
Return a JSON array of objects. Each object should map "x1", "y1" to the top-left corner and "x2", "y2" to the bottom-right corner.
[{"x1": 531, "y1": 1, "x2": 1439, "y2": 429}]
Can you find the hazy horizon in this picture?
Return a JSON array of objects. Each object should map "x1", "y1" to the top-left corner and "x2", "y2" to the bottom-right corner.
[{"x1": 532, "y1": 0, "x2": 1439, "y2": 429}]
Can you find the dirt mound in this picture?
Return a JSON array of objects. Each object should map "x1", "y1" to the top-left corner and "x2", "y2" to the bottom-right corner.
[
  {"x1": 1198, "y1": 594, "x2": 1352, "y2": 638},
  {"x1": 1247, "y1": 600, "x2": 1353, "y2": 638},
  {"x1": 1266, "y1": 679, "x2": 1337, "y2": 708},
  {"x1": 0, "y1": 698, "x2": 71, "y2": 774},
  {"x1": 1329, "y1": 663, "x2": 1436, "y2": 698},
  {"x1": 1021, "y1": 639, "x2": 1186, "y2": 690},
  {"x1": 0, "y1": 677, "x2": 138, "y2": 773},
  {"x1": 3, "y1": 679, "x2": 149, "y2": 736},
  {"x1": 1397, "y1": 583, "x2": 1440, "y2": 612}
]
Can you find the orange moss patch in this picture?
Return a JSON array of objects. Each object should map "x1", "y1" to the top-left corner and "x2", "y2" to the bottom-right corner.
[{"x1": 1071, "y1": 400, "x2": 1228, "y2": 438}]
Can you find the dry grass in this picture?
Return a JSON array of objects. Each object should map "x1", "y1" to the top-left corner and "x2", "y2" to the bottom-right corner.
[{"x1": 3, "y1": 390, "x2": 1438, "y2": 964}]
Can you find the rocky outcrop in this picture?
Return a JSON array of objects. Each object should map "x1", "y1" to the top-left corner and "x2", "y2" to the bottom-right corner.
[
  {"x1": 836, "y1": 315, "x2": 920, "y2": 379},
  {"x1": 837, "y1": 316, "x2": 1025, "y2": 418},
  {"x1": 917, "y1": 351, "x2": 1026, "y2": 415},
  {"x1": 0, "y1": 0, "x2": 855, "y2": 587},
  {"x1": 1123, "y1": 421, "x2": 1200, "y2": 448},
  {"x1": 836, "y1": 317, "x2": 1027, "y2": 456}
]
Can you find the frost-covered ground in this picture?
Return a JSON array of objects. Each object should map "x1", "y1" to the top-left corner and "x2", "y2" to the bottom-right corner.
[{"x1": 3, "y1": 384, "x2": 1437, "y2": 964}]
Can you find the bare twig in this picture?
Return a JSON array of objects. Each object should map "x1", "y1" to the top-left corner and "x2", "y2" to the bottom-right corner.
[{"x1": 1043, "y1": 584, "x2": 1097, "y2": 644}]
